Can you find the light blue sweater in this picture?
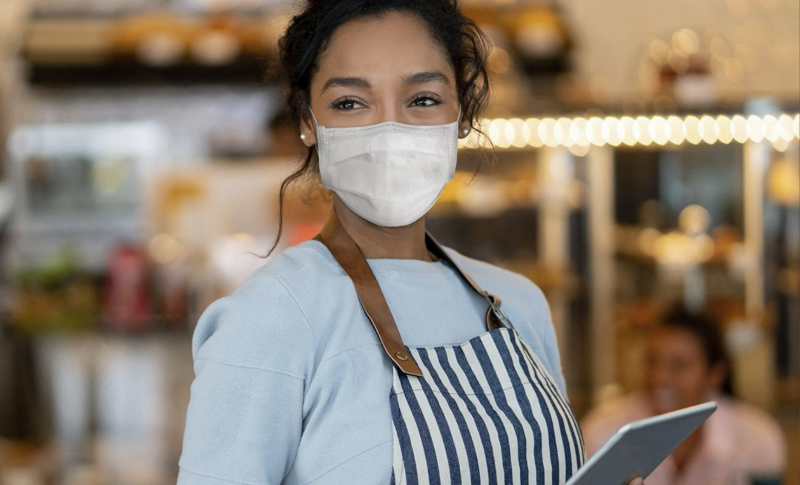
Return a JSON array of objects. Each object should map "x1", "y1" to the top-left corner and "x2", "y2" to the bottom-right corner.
[{"x1": 178, "y1": 239, "x2": 567, "y2": 485}]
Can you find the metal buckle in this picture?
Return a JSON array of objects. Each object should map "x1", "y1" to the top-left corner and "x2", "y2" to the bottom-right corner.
[
  {"x1": 484, "y1": 291, "x2": 512, "y2": 329},
  {"x1": 492, "y1": 306, "x2": 512, "y2": 328}
]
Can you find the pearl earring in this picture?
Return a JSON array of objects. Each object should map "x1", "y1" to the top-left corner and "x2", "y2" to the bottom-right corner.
[
  {"x1": 461, "y1": 128, "x2": 469, "y2": 136},
  {"x1": 300, "y1": 133, "x2": 306, "y2": 141}
]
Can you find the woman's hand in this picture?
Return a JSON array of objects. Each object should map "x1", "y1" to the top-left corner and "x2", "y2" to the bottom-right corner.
[{"x1": 628, "y1": 478, "x2": 645, "y2": 485}]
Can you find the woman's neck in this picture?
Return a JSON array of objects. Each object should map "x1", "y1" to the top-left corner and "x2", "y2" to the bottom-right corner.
[{"x1": 329, "y1": 198, "x2": 436, "y2": 262}]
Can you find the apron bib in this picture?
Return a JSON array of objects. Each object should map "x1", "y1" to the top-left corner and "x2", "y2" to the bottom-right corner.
[
  {"x1": 315, "y1": 211, "x2": 584, "y2": 484},
  {"x1": 389, "y1": 327, "x2": 584, "y2": 484}
]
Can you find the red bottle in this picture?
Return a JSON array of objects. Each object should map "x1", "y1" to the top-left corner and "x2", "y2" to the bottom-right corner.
[{"x1": 103, "y1": 244, "x2": 151, "y2": 332}]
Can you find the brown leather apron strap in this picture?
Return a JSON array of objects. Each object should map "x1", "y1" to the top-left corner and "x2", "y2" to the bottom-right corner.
[
  {"x1": 315, "y1": 214, "x2": 424, "y2": 376},
  {"x1": 314, "y1": 211, "x2": 510, "y2": 376}
]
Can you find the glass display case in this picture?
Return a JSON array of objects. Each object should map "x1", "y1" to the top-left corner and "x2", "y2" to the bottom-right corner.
[{"x1": 6, "y1": 122, "x2": 168, "y2": 271}]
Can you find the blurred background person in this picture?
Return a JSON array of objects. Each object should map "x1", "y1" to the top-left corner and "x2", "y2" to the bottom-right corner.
[{"x1": 582, "y1": 306, "x2": 786, "y2": 485}]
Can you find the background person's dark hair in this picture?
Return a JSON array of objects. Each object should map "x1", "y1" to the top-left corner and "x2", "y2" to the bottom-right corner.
[
  {"x1": 658, "y1": 304, "x2": 736, "y2": 397},
  {"x1": 262, "y1": 0, "x2": 493, "y2": 257}
]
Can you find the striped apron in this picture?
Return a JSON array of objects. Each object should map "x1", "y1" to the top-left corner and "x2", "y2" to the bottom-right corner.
[
  {"x1": 389, "y1": 322, "x2": 585, "y2": 484},
  {"x1": 314, "y1": 211, "x2": 585, "y2": 485}
]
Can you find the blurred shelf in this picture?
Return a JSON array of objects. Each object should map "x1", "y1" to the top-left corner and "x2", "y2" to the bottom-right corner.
[
  {"x1": 26, "y1": 57, "x2": 269, "y2": 87},
  {"x1": 8, "y1": 317, "x2": 193, "y2": 340}
]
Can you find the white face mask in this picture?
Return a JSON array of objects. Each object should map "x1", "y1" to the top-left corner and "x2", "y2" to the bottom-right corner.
[{"x1": 311, "y1": 108, "x2": 460, "y2": 227}]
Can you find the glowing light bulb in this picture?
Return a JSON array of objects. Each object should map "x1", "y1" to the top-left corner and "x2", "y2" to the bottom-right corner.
[
  {"x1": 634, "y1": 116, "x2": 653, "y2": 146},
  {"x1": 499, "y1": 119, "x2": 515, "y2": 148},
  {"x1": 716, "y1": 116, "x2": 733, "y2": 144},
  {"x1": 699, "y1": 115, "x2": 718, "y2": 144},
  {"x1": 488, "y1": 119, "x2": 502, "y2": 147},
  {"x1": 602, "y1": 117, "x2": 622, "y2": 147},
  {"x1": 587, "y1": 117, "x2": 605, "y2": 146},
  {"x1": 503, "y1": 119, "x2": 516, "y2": 148},
  {"x1": 731, "y1": 115, "x2": 748, "y2": 143},
  {"x1": 526, "y1": 118, "x2": 543, "y2": 147},
  {"x1": 540, "y1": 118, "x2": 558, "y2": 148},
  {"x1": 621, "y1": 117, "x2": 637, "y2": 146},
  {"x1": 507, "y1": 118, "x2": 528, "y2": 147},
  {"x1": 668, "y1": 116, "x2": 685, "y2": 145},
  {"x1": 746, "y1": 115, "x2": 765, "y2": 143},
  {"x1": 555, "y1": 117, "x2": 574, "y2": 146},
  {"x1": 763, "y1": 115, "x2": 780, "y2": 143},
  {"x1": 685, "y1": 116, "x2": 702, "y2": 145},
  {"x1": 777, "y1": 114, "x2": 794, "y2": 142},
  {"x1": 650, "y1": 116, "x2": 670, "y2": 146},
  {"x1": 571, "y1": 118, "x2": 590, "y2": 147}
]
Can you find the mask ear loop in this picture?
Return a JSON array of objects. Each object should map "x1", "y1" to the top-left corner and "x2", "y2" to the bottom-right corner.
[
  {"x1": 306, "y1": 107, "x2": 321, "y2": 147},
  {"x1": 308, "y1": 107, "x2": 320, "y2": 128}
]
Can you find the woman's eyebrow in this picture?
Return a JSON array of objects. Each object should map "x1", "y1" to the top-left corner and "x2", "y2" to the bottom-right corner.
[
  {"x1": 321, "y1": 76, "x2": 371, "y2": 92},
  {"x1": 402, "y1": 71, "x2": 450, "y2": 86}
]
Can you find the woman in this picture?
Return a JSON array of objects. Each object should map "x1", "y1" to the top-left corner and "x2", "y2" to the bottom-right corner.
[
  {"x1": 178, "y1": 1, "x2": 587, "y2": 483},
  {"x1": 582, "y1": 306, "x2": 786, "y2": 485}
]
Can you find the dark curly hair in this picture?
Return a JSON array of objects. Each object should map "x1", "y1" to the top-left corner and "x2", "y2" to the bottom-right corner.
[
  {"x1": 264, "y1": 0, "x2": 492, "y2": 257},
  {"x1": 658, "y1": 305, "x2": 735, "y2": 397}
]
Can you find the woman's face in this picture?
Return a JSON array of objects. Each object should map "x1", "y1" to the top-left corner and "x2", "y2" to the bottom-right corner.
[
  {"x1": 299, "y1": 11, "x2": 469, "y2": 144},
  {"x1": 644, "y1": 327, "x2": 725, "y2": 414}
]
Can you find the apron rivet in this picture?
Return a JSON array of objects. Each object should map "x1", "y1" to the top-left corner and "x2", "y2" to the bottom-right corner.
[{"x1": 394, "y1": 351, "x2": 408, "y2": 361}]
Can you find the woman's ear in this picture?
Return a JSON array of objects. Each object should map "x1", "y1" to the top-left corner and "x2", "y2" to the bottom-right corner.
[{"x1": 300, "y1": 115, "x2": 318, "y2": 147}]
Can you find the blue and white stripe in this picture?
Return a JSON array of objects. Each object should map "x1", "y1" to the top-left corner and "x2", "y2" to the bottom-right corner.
[{"x1": 390, "y1": 327, "x2": 584, "y2": 484}]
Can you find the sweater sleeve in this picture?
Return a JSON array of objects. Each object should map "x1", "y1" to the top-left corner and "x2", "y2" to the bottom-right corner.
[{"x1": 177, "y1": 274, "x2": 313, "y2": 485}]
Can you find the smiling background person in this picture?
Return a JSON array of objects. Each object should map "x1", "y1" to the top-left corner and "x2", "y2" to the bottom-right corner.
[
  {"x1": 581, "y1": 306, "x2": 786, "y2": 485},
  {"x1": 177, "y1": 1, "x2": 588, "y2": 484}
]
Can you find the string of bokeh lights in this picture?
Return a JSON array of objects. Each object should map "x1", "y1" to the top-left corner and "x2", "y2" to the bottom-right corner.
[{"x1": 459, "y1": 113, "x2": 800, "y2": 151}]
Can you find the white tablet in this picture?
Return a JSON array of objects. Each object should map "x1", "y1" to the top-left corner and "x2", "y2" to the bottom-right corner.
[{"x1": 566, "y1": 401, "x2": 717, "y2": 485}]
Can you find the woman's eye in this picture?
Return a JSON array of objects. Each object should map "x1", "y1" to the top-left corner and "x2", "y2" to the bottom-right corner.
[
  {"x1": 331, "y1": 98, "x2": 364, "y2": 110},
  {"x1": 410, "y1": 96, "x2": 441, "y2": 107}
]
